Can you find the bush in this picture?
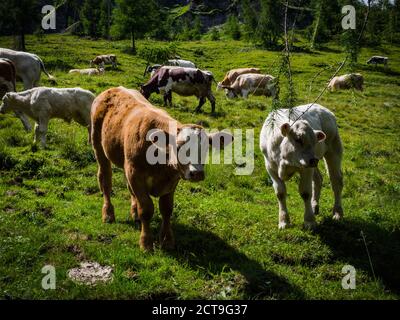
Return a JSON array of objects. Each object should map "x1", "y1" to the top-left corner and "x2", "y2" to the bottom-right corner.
[
  {"x1": 210, "y1": 27, "x2": 220, "y2": 41},
  {"x1": 225, "y1": 15, "x2": 241, "y2": 40}
]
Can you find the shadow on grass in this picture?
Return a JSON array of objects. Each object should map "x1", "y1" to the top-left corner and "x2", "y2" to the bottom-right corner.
[
  {"x1": 167, "y1": 223, "x2": 306, "y2": 299},
  {"x1": 317, "y1": 217, "x2": 400, "y2": 294}
]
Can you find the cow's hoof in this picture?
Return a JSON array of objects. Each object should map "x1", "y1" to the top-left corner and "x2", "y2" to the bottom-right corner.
[
  {"x1": 303, "y1": 220, "x2": 317, "y2": 230},
  {"x1": 102, "y1": 204, "x2": 115, "y2": 223},
  {"x1": 140, "y1": 235, "x2": 154, "y2": 252},
  {"x1": 332, "y1": 213, "x2": 342, "y2": 221},
  {"x1": 278, "y1": 221, "x2": 289, "y2": 230},
  {"x1": 160, "y1": 238, "x2": 175, "y2": 251}
]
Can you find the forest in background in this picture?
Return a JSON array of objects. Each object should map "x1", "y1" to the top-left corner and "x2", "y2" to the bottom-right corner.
[{"x1": 1, "y1": 0, "x2": 400, "y2": 54}]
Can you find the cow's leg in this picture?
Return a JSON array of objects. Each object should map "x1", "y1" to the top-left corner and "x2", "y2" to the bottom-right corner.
[
  {"x1": 34, "y1": 118, "x2": 49, "y2": 148},
  {"x1": 125, "y1": 168, "x2": 154, "y2": 251},
  {"x1": 242, "y1": 90, "x2": 249, "y2": 99},
  {"x1": 159, "y1": 192, "x2": 175, "y2": 250},
  {"x1": 126, "y1": 180, "x2": 139, "y2": 224},
  {"x1": 93, "y1": 147, "x2": 115, "y2": 223},
  {"x1": 195, "y1": 97, "x2": 206, "y2": 113},
  {"x1": 14, "y1": 111, "x2": 32, "y2": 132},
  {"x1": 207, "y1": 92, "x2": 216, "y2": 113},
  {"x1": 167, "y1": 91, "x2": 173, "y2": 106},
  {"x1": 266, "y1": 164, "x2": 290, "y2": 229},
  {"x1": 312, "y1": 167, "x2": 323, "y2": 216},
  {"x1": 299, "y1": 168, "x2": 316, "y2": 230},
  {"x1": 324, "y1": 144, "x2": 344, "y2": 220}
]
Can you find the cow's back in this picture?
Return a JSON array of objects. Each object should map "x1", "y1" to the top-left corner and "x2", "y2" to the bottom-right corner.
[{"x1": 91, "y1": 87, "x2": 177, "y2": 168}]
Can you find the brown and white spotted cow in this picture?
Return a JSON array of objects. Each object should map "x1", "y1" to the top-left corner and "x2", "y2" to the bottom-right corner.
[
  {"x1": 90, "y1": 54, "x2": 117, "y2": 69},
  {"x1": 217, "y1": 68, "x2": 261, "y2": 91},
  {"x1": 140, "y1": 66, "x2": 216, "y2": 113},
  {"x1": 91, "y1": 87, "x2": 233, "y2": 251}
]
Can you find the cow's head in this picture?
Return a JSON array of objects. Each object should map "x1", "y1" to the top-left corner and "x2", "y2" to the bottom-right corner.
[
  {"x1": 221, "y1": 86, "x2": 237, "y2": 99},
  {"x1": 140, "y1": 85, "x2": 151, "y2": 99},
  {"x1": 0, "y1": 92, "x2": 14, "y2": 114},
  {"x1": 147, "y1": 125, "x2": 234, "y2": 182},
  {"x1": 279, "y1": 120, "x2": 326, "y2": 170},
  {"x1": 267, "y1": 78, "x2": 280, "y2": 99}
]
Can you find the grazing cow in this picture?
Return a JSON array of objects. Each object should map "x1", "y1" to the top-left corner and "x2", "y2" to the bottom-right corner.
[
  {"x1": 367, "y1": 56, "x2": 388, "y2": 66},
  {"x1": 260, "y1": 104, "x2": 343, "y2": 230},
  {"x1": 0, "y1": 87, "x2": 95, "y2": 147},
  {"x1": 221, "y1": 74, "x2": 279, "y2": 99},
  {"x1": 0, "y1": 48, "x2": 56, "y2": 90},
  {"x1": 144, "y1": 59, "x2": 196, "y2": 77},
  {"x1": 91, "y1": 87, "x2": 233, "y2": 250},
  {"x1": 140, "y1": 66, "x2": 216, "y2": 113},
  {"x1": 167, "y1": 59, "x2": 196, "y2": 68},
  {"x1": 0, "y1": 58, "x2": 31, "y2": 132},
  {"x1": 90, "y1": 54, "x2": 117, "y2": 69},
  {"x1": 69, "y1": 67, "x2": 105, "y2": 76},
  {"x1": 145, "y1": 64, "x2": 163, "y2": 77},
  {"x1": 328, "y1": 73, "x2": 364, "y2": 92},
  {"x1": 217, "y1": 67, "x2": 261, "y2": 91}
]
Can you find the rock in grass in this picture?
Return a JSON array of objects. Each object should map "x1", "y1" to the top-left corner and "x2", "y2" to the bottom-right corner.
[{"x1": 67, "y1": 262, "x2": 113, "y2": 286}]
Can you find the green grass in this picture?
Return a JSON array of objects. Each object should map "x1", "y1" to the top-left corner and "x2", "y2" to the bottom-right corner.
[{"x1": 0, "y1": 34, "x2": 399, "y2": 299}]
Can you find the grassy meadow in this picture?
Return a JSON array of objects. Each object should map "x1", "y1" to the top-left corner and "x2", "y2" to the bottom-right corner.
[{"x1": 0, "y1": 34, "x2": 399, "y2": 299}]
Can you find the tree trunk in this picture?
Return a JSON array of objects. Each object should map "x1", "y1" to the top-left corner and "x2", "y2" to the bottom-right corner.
[
  {"x1": 131, "y1": 28, "x2": 136, "y2": 54},
  {"x1": 310, "y1": 0, "x2": 324, "y2": 49},
  {"x1": 14, "y1": 33, "x2": 26, "y2": 51}
]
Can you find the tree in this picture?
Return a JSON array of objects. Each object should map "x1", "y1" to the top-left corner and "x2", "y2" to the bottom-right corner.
[
  {"x1": 241, "y1": 0, "x2": 257, "y2": 39},
  {"x1": 81, "y1": 0, "x2": 102, "y2": 38},
  {"x1": 225, "y1": 15, "x2": 241, "y2": 40},
  {"x1": 0, "y1": 0, "x2": 40, "y2": 51},
  {"x1": 256, "y1": 0, "x2": 282, "y2": 48},
  {"x1": 111, "y1": 0, "x2": 158, "y2": 54}
]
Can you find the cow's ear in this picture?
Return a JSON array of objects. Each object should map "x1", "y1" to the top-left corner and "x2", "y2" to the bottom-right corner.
[
  {"x1": 314, "y1": 130, "x2": 326, "y2": 142},
  {"x1": 209, "y1": 131, "x2": 234, "y2": 150},
  {"x1": 280, "y1": 123, "x2": 291, "y2": 137},
  {"x1": 147, "y1": 129, "x2": 170, "y2": 152}
]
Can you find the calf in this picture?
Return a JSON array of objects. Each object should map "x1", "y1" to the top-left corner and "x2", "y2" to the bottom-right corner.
[
  {"x1": 140, "y1": 66, "x2": 216, "y2": 113},
  {"x1": 91, "y1": 87, "x2": 233, "y2": 251},
  {"x1": 0, "y1": 87, "x2": 95, "y2": 147},
  {"x1": 260, "y1": 104, "x2": 343, "y2": 230},
  {"x1": 0, "y1": 58, "x2": 31, "y2": 132},
  {"x1": 222, "y1": 74, "x2": 279, "y2": 99},
  {"x1": 90, "y1": 54, "x2": 117, "y2": 69},
  {"x1": 69, "y1": 67, "x2": 105, "y2": 76},
  {"x1": 367, "y1": 56, "x2": 388, "y2": 66},
  {"x1": 328, "y1": 73, "x2": 364, "y2": 92},
  {"x1": 217, "y1": 68, "x2": 261, "y2": 91}
]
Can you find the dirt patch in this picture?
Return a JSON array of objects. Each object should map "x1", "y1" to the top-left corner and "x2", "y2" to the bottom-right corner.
[{"x1": 67, "y1": 262, "x2": 113, "y2": 286}]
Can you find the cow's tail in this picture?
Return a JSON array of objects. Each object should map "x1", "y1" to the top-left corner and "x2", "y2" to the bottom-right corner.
[{"x1": 37, "y1": 56, "x2": 56, "y2": 84}]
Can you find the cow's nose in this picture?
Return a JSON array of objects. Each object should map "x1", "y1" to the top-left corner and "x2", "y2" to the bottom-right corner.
[
  {"x1": 189, "y1": 171, "x2": 205, "y2": 182},
  {"x1": 309, "y1": 158, "x2": 319, "y2": 167}
]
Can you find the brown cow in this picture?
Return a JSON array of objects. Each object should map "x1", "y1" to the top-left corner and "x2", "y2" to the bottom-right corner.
[
  {"x1": 91, "y1": 87, "x2": 233, "y2": 251},
  {"x1": 217, "y1": 67, "x2": 261, "y2": 91},
  {"x1": 0, "y1": 58, "x2": 16, "y2": 97},
  {"x1": 90, "y1": 54, "x2": 117, "y2": 69},
  {"x1": 0, "y1": 58, "x2": 31, "y2": 132}
]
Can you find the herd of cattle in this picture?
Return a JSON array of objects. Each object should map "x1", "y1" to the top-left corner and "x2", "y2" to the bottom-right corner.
[{"x1": 0, "y1": 47, "x2": 390, "y2": 250}]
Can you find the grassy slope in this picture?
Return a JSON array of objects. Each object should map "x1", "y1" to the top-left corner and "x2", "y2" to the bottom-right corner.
[{"x1": 0, "y1": 35, "x2": 399, "y2": 299}]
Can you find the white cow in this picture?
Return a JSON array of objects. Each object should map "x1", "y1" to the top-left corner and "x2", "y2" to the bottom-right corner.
[
  {"x1": 221, "y1": 74, "x2": 279, "y2": 99},
  {"x1": 69, "y1": 67, "x2": 105, "y2": 76},
  {"x1": 0, "y1": 87, "x2": 95, "y2": 147},
  {"x1": 260, "y1": 104, "x2": 343, "y2": 230},
  {"x1": 0, "y1": 48, "x2": 56, "y2": 89},
  {"x1": 167, "y1": 59, "x2": 196, "y2": 68},
  {"x1": 328, "y1": 73, "x2": 364, "y2": 92}
]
